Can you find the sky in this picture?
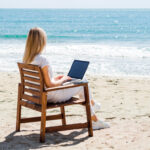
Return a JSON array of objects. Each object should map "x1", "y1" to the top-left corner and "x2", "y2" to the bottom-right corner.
[{"x1": 0, "y1": 0, "x2": 150, "y2": 8}]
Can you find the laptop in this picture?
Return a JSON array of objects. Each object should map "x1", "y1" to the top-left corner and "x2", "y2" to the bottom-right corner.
[{"x1": 63, "y1": 60, "x2": 90, "y2": 85}]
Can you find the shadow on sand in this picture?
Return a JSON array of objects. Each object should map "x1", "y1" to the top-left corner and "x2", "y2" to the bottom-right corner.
[{"x1": 0, "y1": 129, "x2": 89, "y2": 150}]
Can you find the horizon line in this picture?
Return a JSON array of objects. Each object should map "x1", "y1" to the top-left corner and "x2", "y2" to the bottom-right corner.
[{"x1": 0, "y1": 8, "x2": 150, "y2": 9}]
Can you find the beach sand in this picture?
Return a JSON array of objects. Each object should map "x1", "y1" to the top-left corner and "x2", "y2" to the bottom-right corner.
[{"x1": 0, "y1": 72, "x2": 150, "y2": 150}]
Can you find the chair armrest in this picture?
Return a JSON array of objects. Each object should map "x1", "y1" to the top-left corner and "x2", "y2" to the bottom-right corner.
[{"x1": 45, "y1": 82, "x2": 88, "y2": 92}]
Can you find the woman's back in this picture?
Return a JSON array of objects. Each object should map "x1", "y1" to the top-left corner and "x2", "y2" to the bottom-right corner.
[{"x1": 31, "y1": 54, "x2": 53, "y2": 78}]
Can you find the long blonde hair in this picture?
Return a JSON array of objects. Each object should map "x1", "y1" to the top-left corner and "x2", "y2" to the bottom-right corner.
[{"x1": 23, "y1": 27, "x2": 47, "y2": 64}]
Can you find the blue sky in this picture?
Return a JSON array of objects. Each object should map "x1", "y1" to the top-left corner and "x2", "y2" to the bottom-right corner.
[{"x1": 0, "y1": 0, "x2": 150, "y2": 8}]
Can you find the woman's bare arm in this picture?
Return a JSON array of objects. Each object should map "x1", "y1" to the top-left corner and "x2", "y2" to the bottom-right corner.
[{"x1": 42, "y1": 66, "x2": 71, "y2": 88}]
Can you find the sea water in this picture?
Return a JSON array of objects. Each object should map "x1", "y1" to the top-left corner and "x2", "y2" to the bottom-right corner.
[{"x1": 0, "y1": 9, "x2": 150, "y2": 76}]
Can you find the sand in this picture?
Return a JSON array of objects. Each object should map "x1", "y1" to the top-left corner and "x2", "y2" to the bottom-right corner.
[{"x1": 0, "y1": 72, "x2": 150, "y2": 150}]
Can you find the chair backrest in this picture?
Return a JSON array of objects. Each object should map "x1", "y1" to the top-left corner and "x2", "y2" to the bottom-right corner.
[{"x1": 18, "y1": 63, "x2": 44, "y2": 105}]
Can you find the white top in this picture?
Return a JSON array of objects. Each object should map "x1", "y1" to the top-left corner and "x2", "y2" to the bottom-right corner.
[{"x1": 31, "y1": 54, "x2": 53, "y2": 78}]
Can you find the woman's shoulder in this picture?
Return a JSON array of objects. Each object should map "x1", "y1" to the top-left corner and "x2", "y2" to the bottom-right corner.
[
  {"x1": 34, "y1": 54, "x2": 47, "y2": 62},
  {"x1": 34, "y1": 54, "x2": 50, "y2": 68},
  {"x1": 35, "y1": 54, "x2": 47, "y2": 60}
]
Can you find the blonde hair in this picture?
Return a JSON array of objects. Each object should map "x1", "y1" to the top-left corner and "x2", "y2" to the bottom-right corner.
[{"x1": 23, "y1": 27, "x2": 47, "y2": 64}]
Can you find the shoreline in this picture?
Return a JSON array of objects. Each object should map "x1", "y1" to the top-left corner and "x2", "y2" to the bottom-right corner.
[{"x1": 1, "y1": 71, "x2": 150, "y2": 79}]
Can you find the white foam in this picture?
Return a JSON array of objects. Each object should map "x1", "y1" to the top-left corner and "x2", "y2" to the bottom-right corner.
[
  {"x1": 1, "y1": 42, "x2": 150, "y2": 76},
  {"x1": 45, "y1": 44, "x2": 150, "y2": 58}
]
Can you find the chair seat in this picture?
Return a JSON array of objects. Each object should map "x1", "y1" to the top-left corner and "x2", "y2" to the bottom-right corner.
[
  {"x1": 47, "y1": 97, "x2": 85, "y2": 109},
  {"x1": 21, "y1": 97, "x2": 85, "y2": 111}
]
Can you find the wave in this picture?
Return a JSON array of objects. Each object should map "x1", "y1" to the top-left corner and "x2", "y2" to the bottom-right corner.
[
  {"x1": 0, "y1": 35, "x2": 27, "y2": 39},
  {"x1": 0, "y1": 34, "x2": 81, "y2": 40},
  {"x1": 1, "y1": 33, "x2": 150, "y2": 45},
  {"x1": 1, "y1": 42, "x2": 150, "y2": 58},
  {"x1": 46, "y1": 44, "x2": 150, "y2": 58},
  {"x1": 1, "y1": 43, "x2": 150, "y2": 76}
]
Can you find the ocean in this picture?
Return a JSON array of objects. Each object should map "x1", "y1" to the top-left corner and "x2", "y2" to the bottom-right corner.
[{"x1": 0, "y1": 9, "x2": 150, "y2": 76}]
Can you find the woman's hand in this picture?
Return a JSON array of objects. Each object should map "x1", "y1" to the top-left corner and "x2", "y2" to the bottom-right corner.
[
  {"x1": 54, "y1": 75, "x2": 72, "y2": 84},
  {"x1": 61, "y1": 76, "x2": 72, "y2": 83},
  {"x1": 54, "y1": 75, "x2": 64, "y2": 81}
]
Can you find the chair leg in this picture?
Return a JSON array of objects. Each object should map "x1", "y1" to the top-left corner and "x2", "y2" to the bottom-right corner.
[
  {"x1": 60, "y1": 106, "x2": 66, "y2": 125},
  {"x1": 85, "y1": 103, "x2": 93, "y2": 137},
  {"x1": 16, "y1": 84, "x2": 22, "y2": 131},
  {"x1": 16, "y1": 102, "x2": 22, "y2": 131},
  {"x1": 40, "y1": 93, "x2": 47, "y2": 143},
  {"x1": 84, "y1": 85, "x2": 93, "y2": 137}
]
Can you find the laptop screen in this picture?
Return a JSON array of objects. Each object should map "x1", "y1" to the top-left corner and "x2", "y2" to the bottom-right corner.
[{"x1": 68, "y1": 60, "x2": 89, "y2": 79}]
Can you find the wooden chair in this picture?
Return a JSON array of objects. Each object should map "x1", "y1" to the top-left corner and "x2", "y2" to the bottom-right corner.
[{"x1": 16, "y1": 63, "x2": 93, "y2": 142}]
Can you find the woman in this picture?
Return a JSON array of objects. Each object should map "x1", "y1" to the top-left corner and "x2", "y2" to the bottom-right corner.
[{"x1": 23, "y1": 27, "x2": 110, "y2": 130}]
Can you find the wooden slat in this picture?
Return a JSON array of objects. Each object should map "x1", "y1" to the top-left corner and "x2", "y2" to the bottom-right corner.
[
  {"x1": 24, "y1": 82, "x2": 40, "y2": 89},
  {"x1": 24, "y1": 76, "x2": 40, "y2": 83},
  {"x1": 20, "y1": 100, "x2": 41, "y2": 112},
  {"x1": 18, "y1": 63, "x2": 39, "y2": 71},
  {"x1": 47, "y1": 97, "x2": 85, "y2": 109},
  {"x1": 45, "y1": 82, "x2": 87, "y2": 92},
  {"x1": 24, "y1": 88, "x2": 40, "y2": 96},
  {"x1": 23, "y1": 70, "x2": 39, "y2": 77},
  {"x1": 22, "y1": 94, "x2": 40, "y2": 104},
  {"x1": 46, "y1": 123, "x2": 88, "y2": 132},
  {"x1": 20, "y1": 114, "x2": 62, "y2": 123}
]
